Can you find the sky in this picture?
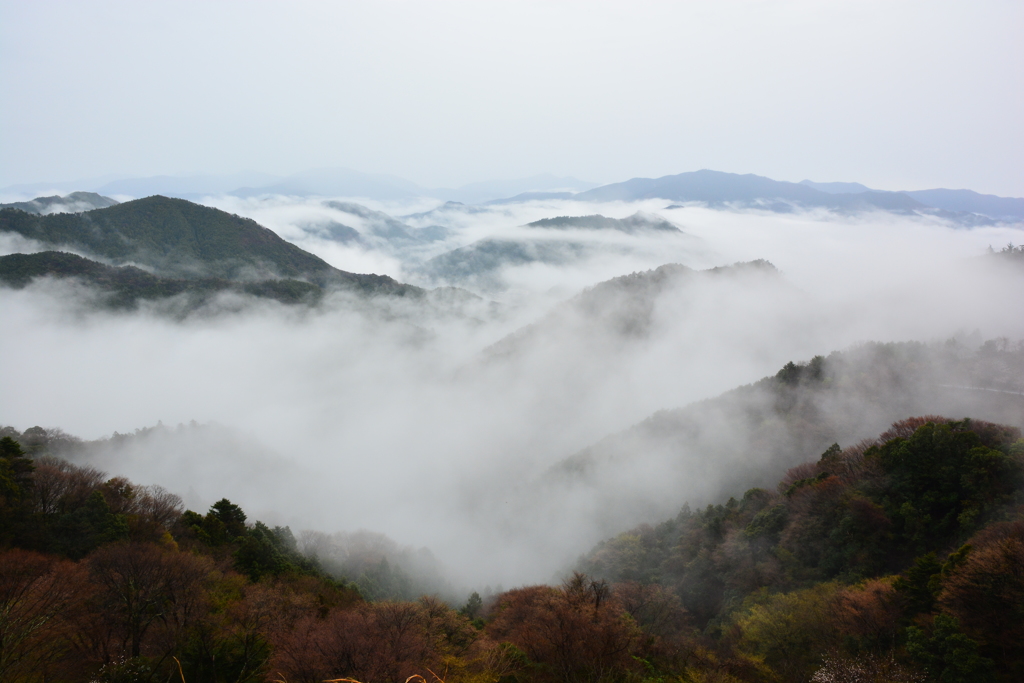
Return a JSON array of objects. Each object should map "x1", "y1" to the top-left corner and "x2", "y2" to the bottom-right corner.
[{"x1": 1, "y1": 0, "x2": 1022, "y2": 196}]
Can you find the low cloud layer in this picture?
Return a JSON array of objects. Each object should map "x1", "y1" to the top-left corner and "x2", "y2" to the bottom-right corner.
[{"x1": 2, "y1": 199, "x2": 1023, "y2": 590}]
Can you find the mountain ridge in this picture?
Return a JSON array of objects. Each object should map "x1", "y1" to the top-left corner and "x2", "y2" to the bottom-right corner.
[
  {"x1": 0, "y1": 191, "x2": 119, "y2": 215},
  {"x1": 0, "y1": 251, "x2": 324, "y2": 309},
  {"x1": 0, "y1": 195, "x2": 422, "y2": 296}
]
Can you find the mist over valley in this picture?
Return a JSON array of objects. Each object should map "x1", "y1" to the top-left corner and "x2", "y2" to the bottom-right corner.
[
  {"x1": 3, "y1": 180, "x2": 1023, "y2": 591},
  {"x1": 3, "y1": 3, "x2": 1023, "y2": 679}
]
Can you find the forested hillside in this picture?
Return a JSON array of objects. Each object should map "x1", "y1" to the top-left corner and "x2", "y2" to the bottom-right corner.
[
  {"x1": 578, "y1": 416, "x2": 1024, "y2": 682},
  {"x1": 0, "y1": 192, "x2": 119, "y2": 215},
  {"x1": 0, "y1": 251, "x2": 324, "y2": 309},
  {"x1": 523, "y1": 339, "x2": 1024, "y2": 549},
  {"x1": 524, "y1": 212, "x2": 682, "y2": 234},
  {"x1": 0, "y1": 197, "x2": 421, "y2": 296},
  {"x1": 1, "y1": 415, "x2": 1021, "y2": 682}
]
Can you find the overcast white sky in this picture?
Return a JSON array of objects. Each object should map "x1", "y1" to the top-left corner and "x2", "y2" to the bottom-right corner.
[{"x1": 2, "y1": 0, "x2": 1022, "y2": 195}]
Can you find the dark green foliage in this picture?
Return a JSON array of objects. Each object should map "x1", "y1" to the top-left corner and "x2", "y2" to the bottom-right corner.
[
  {"x1": 580, "y1": 418, "x2": 1023, "y2": 631},
  {"x1": 907, "y1": 614, "x2": 994, "y2": 683},
  {"x1": 0, "y1": 251, "x2": 324, "y2": 309},
  {"x1": 0, "y1": 198, "x2": 334, "y2": 280},
  {"x1": 239, "y1": 277, "x2": 322, "y2": 304},
  {"x1": 0, "y1": 191, "x2": 118, "y2": 214},
  {"x1": 233, "y1": 534, "x2": 290, "y2": 581},
  {"x1": 460, "y1": 590, "x2": 483, "y2": 619},
  {"x1": 894, "y1": 553, "x2": 943, "y2": 616},
  {"x1": 744, "y1": 503, "x2": 788, "y2": 540},
  {"x1": 0, "y1": 424, "x2": 82, "y2": 459},
  {"x1": 179, "y1": 500, "x2": 322, "y2": 582},
  {"x1": 0, "y1": 436, "x2": 35, "y2": 546},
  {"x1": 233, "y1": 522, "x2": 294, "y2": 581},
  {"x1": 53, "y1": 489, "x2": 130, "y2": 558},
  {"x1": 176, "y1": 629, "x2": 272, "y2": 683},
  {"x1": 940, "y1": 543, "x2": 973, "y2": 576},
  {"x1": 866, "y1": 421, "x2": 1023, "y2": 552},
  {"x1": 775, "y1": 361, "x2": 802, "y2": 386},
  {"x1": 525, "y1": 212, "x2": 682, "y2": 233},
  {"x1": 0, "y1": 197, "x2": 423, "y2": 296},
  {"x1": 210, "y1": 499, "x2": 248, "y2": 538}
]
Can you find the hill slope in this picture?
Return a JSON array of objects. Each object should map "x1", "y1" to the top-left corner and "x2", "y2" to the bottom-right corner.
[
  {"x1": 904, "y1": 188, "x2": 1024, "y2": 221},
  {"x1": 0, "y1": 191, "x2": 119, "y2": 214},
  {"x1": 0, "y1": 251, "x2": 323, "y2": 308},
  {"x1": 538, "y1": 341, "x2": 1024, "y2": 541},
  {"x1": 416, "y1": 215, "x2": 694, "y2": 290},
  {"x1": 575, "y1": 170, "x2": 997, "y2": 224},
  {"x1": 575, "y1": 169, "x2": 919, "y2": 209},
  {"x1": 575, "y1": 414, "x2": 1024, "y2": 680},
  {"x1": 525, "y1": 212, "x2": 681, "y2": 234},
  {"x1": 0, "y1": 195, "x2": 421, "y2": 295}
]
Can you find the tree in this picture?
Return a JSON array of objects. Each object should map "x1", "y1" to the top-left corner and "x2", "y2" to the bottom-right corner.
[
  {"x1": 0, "y1": 549, "x2": 89, "y2": 681},
  {"x1": 460, "y1": 591, "x2": 483, "y2": 620},
  {"x1": 866, "y1": 422, "x2": 1022, "y2": 551},
  {"x1": 939, "y1": 520, "x2": 1024, "y2": 678},
  {"x1": 87, "y1": 542, "x2": 213, "y2": 659},
  {"x1": 894, "y1": 553, "x2": 942, "y2": 616},
  {"x1": 733, "y1": 583, "x2": 841, "y2": 681},
  {"x1": 906, "y1": 614, "x2": 993, "y2": 683},
  {"x1": 0, "y1": 436, "x2": 35, "y2": 547},
  {"x1": 209, "y1": 498, "x2": 247, "y2": 538},
  {"x1": 485, "y1": 574, "x2": 639, "y2": 683},
  {"x1": 180, "y1": 498, "x2": 248, "y2": 546},
  {"x1": 55, "y1": 490, "x2": 130, "y2": 558},
  {"x1": 233, "y1": 522, "x2": 293, "y2": 581}
]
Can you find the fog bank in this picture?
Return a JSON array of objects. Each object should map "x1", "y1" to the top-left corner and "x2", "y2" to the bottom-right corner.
[{"x1": 2, "y1": 201, "x2": 1023, "y2": 588}]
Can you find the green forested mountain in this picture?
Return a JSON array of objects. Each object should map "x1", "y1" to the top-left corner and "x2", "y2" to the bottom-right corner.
[
  {"x1": 525, "y1": 212, "x2": 682, "y2": 233},
  {"x1": 2, "y1": 414, "x2": 1021, "y2": 682},
  {"x1": 538, "y1": 341, "x2": 1024, "y2": 539},
  {"x1": 0, "y1": 191, "x2": 119, "y2": 214},
  {"x1": 0, "y1": 251, "x2": 323, "y2": 308},
  {"x1": 0, "y1": 196, "x2": 421, "y2": 295},
  {"x1": 577, "y1": 416, "x2": 1024, "y2": 682}
]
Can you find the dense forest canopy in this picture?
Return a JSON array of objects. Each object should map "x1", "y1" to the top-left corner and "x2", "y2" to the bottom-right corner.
[{"x1": 1, "y1": 414, "x2": 1022, "y2": 682}]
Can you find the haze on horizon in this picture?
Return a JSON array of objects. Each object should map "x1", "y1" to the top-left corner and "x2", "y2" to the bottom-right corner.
[{"x1": 1, "y1": 0, "x2": 1023, "y2": 197}]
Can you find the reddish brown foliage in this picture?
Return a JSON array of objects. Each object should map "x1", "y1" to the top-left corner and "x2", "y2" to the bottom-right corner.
[
  {"x1": 878, "y1": 416, "x2": 949, "y2": 443},
  {"x1": 29, "y1": 457, "x2": 105, "y2": 516},
  {"x1": 831, "y1": 579, "x2": 903, "y2": 647},
  {"x1": 269, "y1": 597, "x2": 475, "y2": 683},
  {"x1": 0, "y1": 549, "x2": 90, "y2": 681},
  {"x1": 485, "y1": 574, "x2": 639, "y2": 683},
  {"x1": 85, "y1": 542, "x2": 214, "y2": 660},
  {"x1": 614, "y1": 581, "x2": 689, "y2": 639},
  {"x1": 939, "y1": 518, "x2": 1024, "y2": 661},
  {"x1": 779, "y1": 461, "x2": 820, "y2": 491}
]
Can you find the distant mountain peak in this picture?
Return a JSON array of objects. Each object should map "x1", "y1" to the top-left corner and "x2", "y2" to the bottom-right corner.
[
  {"x1": 525, "y1": 212, "x2": 682, "y2": 234},
  {"x1": 0, "y1": 191, "x2": 119, "y2": 215},
  {"x1": 798, "y1": 179, "x2": 874, "y2": 194}
]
